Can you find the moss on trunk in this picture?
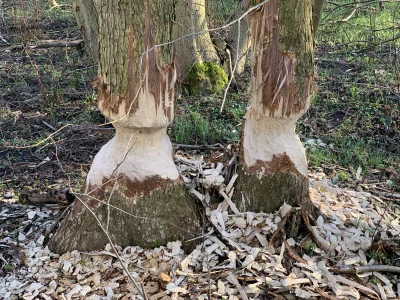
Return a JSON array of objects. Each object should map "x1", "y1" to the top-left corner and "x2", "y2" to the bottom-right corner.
[
  {"x1": 48, "y1": 182, "x2": 201, "y2": 254},
  {"x1": 234, "y1": 167, "x2": 308, "y2": 213},
  {"x1": 173, "y1": 0, "x2": 220, "y2": 80}
]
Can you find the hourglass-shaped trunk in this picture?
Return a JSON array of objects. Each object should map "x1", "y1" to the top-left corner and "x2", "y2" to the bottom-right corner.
[
  {"x1": 234, "y1": 0, "x2": 315, "y2": 213},
  {"x1": 49, "y1": 0, "x2": 201, "y2": 254}
]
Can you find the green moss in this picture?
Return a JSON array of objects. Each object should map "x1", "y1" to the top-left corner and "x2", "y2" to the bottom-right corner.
[{"x1": 186, "y1": 62, "x2": 228, "y2": 95}]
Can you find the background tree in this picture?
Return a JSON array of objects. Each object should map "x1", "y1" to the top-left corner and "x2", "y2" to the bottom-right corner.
[
  {"x1": 173, "y1": 0, "x2": 220, "y2": 80},
  {"x1": 49, "y1": 0, "x2": 202, "y2": 254},
  {"x1": 219, "y1": 0, "x2": 251, "y2": 77},
  {"x1": 312, "y1": 0, "x2": 325, "y2": 35},
  {"x1": 73, "y1": 0, "x2": 98, "y2": 60},
  {"x1": 234, "y1": 0, "x2": 315, "y2": 212}
]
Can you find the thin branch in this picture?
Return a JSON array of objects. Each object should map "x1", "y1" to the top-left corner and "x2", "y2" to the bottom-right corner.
[
  {"x1": 220, "y1": 19, "x2": 241, "y2": 112},
  {"x1": 173, "y1": 143, "x2": 224, "y2": 150},
  {"x1": 331, "y1": 265, "x2": 400, "y2": 274},
  {"x1": 5, "y1": 1, "x2": 271, "y2": 150},
  {"x1": 8, "y1": 39, "x2": 83, "y2": 50},
  {"x1": 73, "y1": 192, "x2": 195, "y2": 235},
  {"x1": 75, "y1": 195, "x2": 147, "y2": 298},
  {"x1": 106, "y1": 133, "x2": 135, "y2": 232},
  {"x1": 139, "y1": 0, "x2": 270, "y2": 80}
]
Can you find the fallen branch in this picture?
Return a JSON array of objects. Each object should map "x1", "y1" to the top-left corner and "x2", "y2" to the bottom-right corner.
[
  {"x1": 370, "y1": 189, "x2": 400, "y2": 199},
  {"x1": 284, "y1": 240, "x2": 307, "y2": 264},
  {"x1": 331, "y1": 265, "x2": 400, "y2": 274},
  {"x1": 269, "y1": 208, "x2": 294, "y2": 246},
  {"x1": 9, "y1": 39, "x2": 83, "y2": 51},
  {"x1": 301, "y1": 208, "x2": 330, "y2": 252},
  {"x1": 315, "y1": 287, "x2": 341, "y2": 300},
  {"x1": 173, "y1": 143, "x2": 224, "y2": 150}
]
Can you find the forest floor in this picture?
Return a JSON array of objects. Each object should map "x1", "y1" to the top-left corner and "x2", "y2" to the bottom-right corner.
[
  {"x1": 0, "y1": 1, "x2": 400, "y2": 299},
  {"x1": 1, "y1": 155, "x2": 400, "y2": 299}
]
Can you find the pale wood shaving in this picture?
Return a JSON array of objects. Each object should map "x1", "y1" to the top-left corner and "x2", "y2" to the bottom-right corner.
[{"x1": 0, "y1": 156, "x2": 399, "y2": 299}]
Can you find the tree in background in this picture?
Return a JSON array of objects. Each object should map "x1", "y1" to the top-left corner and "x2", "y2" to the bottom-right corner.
[
  {"x1": 312, "y1": 0, "x2": 325, "y2": 35},
  {"x1": 234, "y1": 0, "x2": 315, "y2": 213},
  {"x1": 73, "y1": 0, "x2": 98, "y2": 60},
  {"x1": 173, "y1": 0, "x2": 220, "y2": 80},
  {"x1": 49, "y1": 0, "x2": 202, "y2": 254}
]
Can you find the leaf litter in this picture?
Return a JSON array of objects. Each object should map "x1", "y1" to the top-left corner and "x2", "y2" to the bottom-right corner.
[{"x1": 1, "y1": 153, "x2": 399, "y2": 299}]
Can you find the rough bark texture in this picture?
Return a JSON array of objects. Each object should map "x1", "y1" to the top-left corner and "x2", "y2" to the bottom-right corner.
[
  {"x1": 224, "y1": 1, "x2": 251, "y2": 76},
  {"x1": 234, "y1": 0, "x2": 314, "y2": 213},
  {"x1": 72, "y1": 0, "x2": 98, "y2": 60},
  {"x1": 48, "y1": 182, "x2": 201, "y2": 253},
  {"x1": 49, "y1": 0, "x2": 202, "y2": 253},
  {"x1": 173, "y1": 0, "x2": 220, "y2": 80}
]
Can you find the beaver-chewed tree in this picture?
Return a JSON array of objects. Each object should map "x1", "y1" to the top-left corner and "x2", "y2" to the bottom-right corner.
[
  {"x1": 49, "y1": 0, "x2": 202, "y2": 254},
  {"x1": 234, "y1": 0, "x2": 315, "y2": 213}
]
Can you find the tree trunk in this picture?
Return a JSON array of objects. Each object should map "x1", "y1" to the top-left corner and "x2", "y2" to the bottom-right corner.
[
  {"x1": 173, "y1": 0, "x2": 220, "y2": 80},
  {"x1": 224, "y1": 1, "x2": 251, "y2": 76},
  {"x1": 234, "y1": 0, "x2": 314, "y2": 213},
  {"x1": 72, "y1": 0, "x2": 98, "y2": 60},
  {"x1": 312, "y1": 0, "x2": 325, "y2": 36},
  {"x1": 49, "y1": 0, "x2": 202, "y2": 254}
]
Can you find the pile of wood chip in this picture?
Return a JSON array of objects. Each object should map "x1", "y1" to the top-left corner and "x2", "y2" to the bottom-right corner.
[{"x1": 1, "y1": 154, "x2": 399, "y2": 299}]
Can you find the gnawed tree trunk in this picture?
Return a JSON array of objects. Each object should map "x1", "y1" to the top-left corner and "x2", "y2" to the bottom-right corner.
[
  {"x1": 49, "y1": 0, "x2": 202, "y2": 254},
  {"x1": 234, "y1": 0, "x2": 314, "y2": 213},
  {"x1": 72, "y1": 0, "x2": 98, "y2": 60},
  {"x1": 173, "y1": 0, "x2": 220, "y2": 80}
]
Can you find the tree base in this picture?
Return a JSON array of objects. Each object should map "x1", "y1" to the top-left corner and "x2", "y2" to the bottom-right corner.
[
  {"x1": 48, "y1": 182, "x2": 202, "y2": 254},
  {"x1": 233, "y1": 167, "x2": 308, "y2": 213}
]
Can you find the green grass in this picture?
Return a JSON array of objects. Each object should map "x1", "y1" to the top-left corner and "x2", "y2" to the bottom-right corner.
[
  {"x1": 297, "y1": 0, "x2": 400, "y2": 185},
  {"x1": 170, "y1": 95, "x2": 246, "y2": 145}
]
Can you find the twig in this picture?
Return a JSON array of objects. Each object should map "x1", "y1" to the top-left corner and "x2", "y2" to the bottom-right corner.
[
  {"x1": 269, "y1": 208, "x2": 294, "y2": 246},
  {"x1": 42, "y1": 121, "x2": 56, "y2": 131},
  {"x1": 43, "y1": 206, "x2": 71, "y2": 245},
  {"x1": 315, "y1": 288, "x2": 341, "y2": 300},
  {"x1": 331, "y1": 265, "x2": 400, "y2": 274},
  {"x1": 106, "y1": 133, "x2": 134, "y2": 232},
  {"x1": 75, "y1": 195, "x2": 147, "y2": 298},
  {"x1": 370, "y1": 190, "x2": 400, "y2": 199},
  {"x1": 220, "y1": 18, "x2": 241, "y2": 112},
  {"x1": 301, "y1": 208, "x2": 330, "y2": 252},
  {"x1": 284, "y1": 240, "x2": 307, "y2": 264},
  {"x1": 370, "y1": 187, "x2": 393, "y2": 246},
  {"x1": 141, "y1": 281, "x2": 149, "y2": 300},
  {"x1": 173, "y1": 143, "x2": 224, "y2": 150},
  {"x1": 139, "y1": 0, "x2": 270, "y2": 81}
]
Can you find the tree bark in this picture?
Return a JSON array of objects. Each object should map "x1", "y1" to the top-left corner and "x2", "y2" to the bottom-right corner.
[
  {"x1": 173, "y1": 0, "x2": 220, "y2": 80},
  {"x1": 234, "y1": 0, "x2": 314, "y2": 213},
  {"x1": 49, "y1": 0, "x2": 202, "y2": 254},
  {"x1": 224, "y1": 1, "x2": 251, "y2": 76},
  {"x1": 72, "y1": 0, "x2": 98, "y2": 61},
  {"x1": 312, "y1": 0, "x2": 325, "y2": 36}
]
